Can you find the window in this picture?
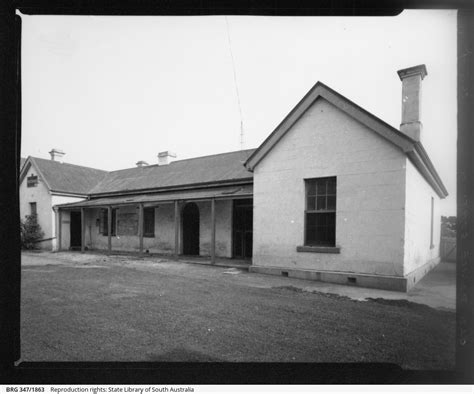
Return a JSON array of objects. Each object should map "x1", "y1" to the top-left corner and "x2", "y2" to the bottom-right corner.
[
  {"x1": 305, "y1": 177, "x2": 336, "y2": 246},
  {"x1": 29, "y1": 202, "x2": 37, "y2": 216},
  {"x1": 430, "y1": 197, "x2": 434, "y2": 249},
  {"x1": 27, "y1": 174, "x2": 38, "y2": 187},
  {"x1": 143, "y1": 207, "x2": 155, "y2": 237},
  {"x1": 101, "y1": 208, "x2": 117, "y2": 236}
]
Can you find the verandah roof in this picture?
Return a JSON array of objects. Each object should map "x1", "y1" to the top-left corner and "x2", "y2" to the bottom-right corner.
[{"x1": 55, "y1": 184, "x2": 253, "y2": 209}]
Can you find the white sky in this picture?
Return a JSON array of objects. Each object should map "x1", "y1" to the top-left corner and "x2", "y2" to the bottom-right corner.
[{"x1": 20, "y1": 10, "x2": 457, "y2": 216}]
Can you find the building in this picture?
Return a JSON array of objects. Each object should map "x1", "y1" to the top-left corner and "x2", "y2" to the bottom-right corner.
[
  {"x1": 19, "y1": 149, "x2": 108, "y2": 250},
  {"x1": 49, "y1": 64, "x2": 447, "y2": 292}
]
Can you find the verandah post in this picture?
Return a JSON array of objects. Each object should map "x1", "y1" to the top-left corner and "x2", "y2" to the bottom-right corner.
[
  {"x1": 138, "y1": 203, "x2": 144, "y2": 256},
  {"x1": 80, "y1": 207, "x2": 85, "y2": 253},
  {"x1": 107, "y1": 206, "x2": 112, "y2": 255},
  {"x1": 174, "y1": 200, "x2": 179, "y2": 259},
  {"x1": 211, "y1": 198, "x2": 216, "y2": 264}
]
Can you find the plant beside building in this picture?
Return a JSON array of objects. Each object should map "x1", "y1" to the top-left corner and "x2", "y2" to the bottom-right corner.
[{"x1": 21, "y1": 214, "x2": 45, "y2": 250}]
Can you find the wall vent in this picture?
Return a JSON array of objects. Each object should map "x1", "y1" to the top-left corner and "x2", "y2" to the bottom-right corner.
[
  {"x1": 348, "y1": 277, "x2": 357, "y2": 284},
  {"x1": 281, "y1": 271, "x2": 289, "y2": 277}
]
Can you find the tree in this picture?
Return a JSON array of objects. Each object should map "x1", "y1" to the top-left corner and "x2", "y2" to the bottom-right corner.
[{"x1": 20, "y1": 214, "x2": 44, "y2": 249}]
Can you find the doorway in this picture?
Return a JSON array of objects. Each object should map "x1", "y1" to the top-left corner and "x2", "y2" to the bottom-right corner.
[
  {"x1": 70, "y1": 211, "x2": 82, "y2": 250},
  {"x1": 233, "y1": 199, "x2": 253, "y2": 259},
  {"x1": 182, "y1": 202, "x2": 200, "y2": 255}
]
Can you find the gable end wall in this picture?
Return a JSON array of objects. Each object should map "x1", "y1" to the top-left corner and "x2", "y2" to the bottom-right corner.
[{"x1": 252, "y1": 98, "x2": 407, "y2": 277}]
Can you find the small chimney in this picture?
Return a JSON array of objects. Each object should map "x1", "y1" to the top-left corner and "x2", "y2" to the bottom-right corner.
[
  {"x1": 136, "y1": 160, "x2": 149, "y2": 167},
  {"x1": 158, "y1": 151, "x2": 176, "y2": 166},
  {"x1": 397, "y1": 64, "x2": 428, "y2": 142},
  {"x1": 49, "y1": 148, "x2": 65, "y2": 161}
]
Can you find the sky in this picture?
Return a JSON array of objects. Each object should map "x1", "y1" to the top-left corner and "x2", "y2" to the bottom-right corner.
[{"x1": 20, "y1": 10, "x2": 457, "y2": 216}]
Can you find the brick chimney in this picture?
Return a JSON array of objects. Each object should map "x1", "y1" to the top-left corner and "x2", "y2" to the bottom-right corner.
[
  {"x1": 158, "y1": 151, "x2": 176, "y2": 166},
  {"x1": 136, "y1": 160, "x2": 149, "y2": 167},
  {"x1": 397, "y1": 64, "x2": 428, "y2": 142},
  {"x1": 49, "y1": 148, "x2": 65, "y2": 161}
]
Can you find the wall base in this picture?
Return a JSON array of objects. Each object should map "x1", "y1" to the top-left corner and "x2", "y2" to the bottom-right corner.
[
  {"x1": 404, "y1": 256, "x2": 440, "y2": 291},
  {"x1": 249, "y1": 265, "x2": 410, "y2": 292}
]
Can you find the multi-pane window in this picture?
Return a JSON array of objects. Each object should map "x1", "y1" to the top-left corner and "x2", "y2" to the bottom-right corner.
[
  {"x1": 305, "y1": 177, "x2": 336, "y2": 246},
  {"x1": 144, "y1": 207, "x2": 155, "y2": 237},
  {"x1": 101, "y1": 208, "x2": 117, "y2": 236},
  {"x1": 29, "y1": 202, "x2": 37, "y2": 216},
  {"x1": 27, "y1": 174, "x2": 38, "y2": 187}
]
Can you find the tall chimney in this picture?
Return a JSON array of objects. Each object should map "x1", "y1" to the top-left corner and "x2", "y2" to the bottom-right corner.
[
  {"x1": 158, "y1": 151, "x2": 176, "y2": 166},
  {"x1": 397, "y1": 64, "x2": 428, "y2": 142},
  {"x1": 49, "y1": 148, "x2": 65, "y2": 161}
]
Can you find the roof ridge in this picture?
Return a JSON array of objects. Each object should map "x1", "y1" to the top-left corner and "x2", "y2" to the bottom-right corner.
[
  {"x1": 31, "y1": 156, "x2": 108, "y2": 173},
  {"x1": 106, "y1": 148, "x2": 257, "y2": 174}
]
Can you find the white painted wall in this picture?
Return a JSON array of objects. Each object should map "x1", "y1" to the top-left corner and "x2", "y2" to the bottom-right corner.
[
  {"x1": 51, "y1": 195, "x2": 86, "y2": 251},
  {"x1": 252, "y1": 98, "x2": 407, "y2": 277},
  {"x1": 403, "y1": 159, "x2": 442, "y2": 275},
  {"x1": 19, "y1": 164, "x2": 53, "y2": 250}
]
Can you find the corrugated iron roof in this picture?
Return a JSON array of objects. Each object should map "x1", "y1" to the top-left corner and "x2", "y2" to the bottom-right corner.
[
  {"x1": 89, "y1": 149, "x2": 255, "y2": 196},
  {"x1": 56, "y1": 184, "x2": 254, "y2": 208},
  {"x1": 30, "y1": 157, "x2": 108, "y2": 195}
]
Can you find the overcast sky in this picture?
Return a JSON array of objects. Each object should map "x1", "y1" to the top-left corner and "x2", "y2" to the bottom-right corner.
[{"x1": 20, "y1": 10, "x2": 457, "y2": 215}]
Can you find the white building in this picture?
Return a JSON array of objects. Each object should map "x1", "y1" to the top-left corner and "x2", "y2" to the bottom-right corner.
[{"x1": 44, "y1": 64, "x2": 447, "y2": 292}]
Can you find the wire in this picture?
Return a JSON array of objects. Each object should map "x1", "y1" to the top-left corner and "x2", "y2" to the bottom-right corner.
[{"x1": 225, "y1": 16, "x2": 244, "y2": 150}]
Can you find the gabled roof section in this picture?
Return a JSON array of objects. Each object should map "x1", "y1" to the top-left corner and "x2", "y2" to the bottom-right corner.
[
  {"x1": 89, "y1": 149, "x2": 255, "y2": 197},
  {"x1": 20, "y1": 156, "x2": 108, "y2": 195},
  {"x1": 244, "y1": 81, "x2": 448, "y2": 199}
]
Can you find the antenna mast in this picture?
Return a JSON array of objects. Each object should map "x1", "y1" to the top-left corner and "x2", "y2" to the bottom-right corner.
[{"x1": 225, "y1": 16, "x2": 244, "y2": 150}]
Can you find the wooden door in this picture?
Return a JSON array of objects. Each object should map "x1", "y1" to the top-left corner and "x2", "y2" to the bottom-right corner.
[{"x1": 233, "y1": 199, "x2": 253, "y2": 259}]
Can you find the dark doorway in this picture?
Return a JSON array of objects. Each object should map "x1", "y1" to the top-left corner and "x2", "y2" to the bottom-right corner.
[
  {"x1": 182, "y1": 202, "x2": 200, "y2": 255},
  {"x1": 233, "y1": 199, "x2": 253, "y2": 259},
  {"x1": 70, "y1": 211, "x2": 82, "y2": 250}
]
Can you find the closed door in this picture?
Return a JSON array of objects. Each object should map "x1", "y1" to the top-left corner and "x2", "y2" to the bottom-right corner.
[{"x1": 182, "y1": 202, "x2": 200, "y2": 255}]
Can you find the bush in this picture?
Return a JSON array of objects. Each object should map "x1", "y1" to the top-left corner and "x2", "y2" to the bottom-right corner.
[{"x1": 21, "y1": 214, "x2": 45, "y2": 249}]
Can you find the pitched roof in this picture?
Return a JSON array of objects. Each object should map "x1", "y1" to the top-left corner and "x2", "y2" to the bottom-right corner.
[
  {"x1": 89, "y1": 149, "x2": 255, "y2": 196},
  {"x1": 21, "y1": 157, "x2": 108, "y2": 195},
  {"x1": 20, "y1": 157, "x2": 26, "y2": 170},
  {"x1": 244, "y1": 81, "x2": 448, "y2": 198}
]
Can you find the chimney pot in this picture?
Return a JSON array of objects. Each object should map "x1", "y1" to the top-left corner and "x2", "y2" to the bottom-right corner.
[
  {"x1": 49, "y1": 148, "x2": 65, "y2": 161},
  {"x1": 397, "y1": 64, "x2": 428, "y2": 142},
  {"x1": 136, "y1": 160, "x2": 149, "y2": 167},
  {"x1": 158, "y1": 151, "x2": 176, "y2": 166}
]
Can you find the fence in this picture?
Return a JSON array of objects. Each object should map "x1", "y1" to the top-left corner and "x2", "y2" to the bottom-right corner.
[{"x1": 440, "y1": 236, "x2": 456, "y2": 262}]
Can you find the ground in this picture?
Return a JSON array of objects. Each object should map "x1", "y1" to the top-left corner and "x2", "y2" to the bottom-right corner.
[{"x1": 21, "y1": 252, "x2": 455, "y2": 369}]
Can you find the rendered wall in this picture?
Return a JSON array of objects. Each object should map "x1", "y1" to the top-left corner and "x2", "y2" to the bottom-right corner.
[
  {"x1": 252, "y1": 97, "x2": 407, "y2": 277},
  {"x1": 403, "y1": 159, "x2": 442, "y2": 276},
  {"x1": 19, "y1": 165, "x2": 53, "y2": 250},
  {"x1": 79, "y1": 200, "x2": 233, "y2": 257},
  {"x1": 51, "y1": 195, "x2": 85, "y2": 251}
]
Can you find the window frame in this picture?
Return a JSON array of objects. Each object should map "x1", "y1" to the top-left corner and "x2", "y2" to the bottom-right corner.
[
  {"x1": 304, "y1": 177, "x2": 337, "y2": 247},
  {"x1": 29, "y1": 202, "x2": 37, "y2": 216},
  {"x1": 143, "y1": 207, "x2": 155, "y2": 238}
]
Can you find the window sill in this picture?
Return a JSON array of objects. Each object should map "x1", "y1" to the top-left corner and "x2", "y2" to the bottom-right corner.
[
  {"x1": 144, "y1": 235, "x2": 155, "y2": 238},
  {"x1": 296, "y1": 245, "x2": 341, "y2": 254}
]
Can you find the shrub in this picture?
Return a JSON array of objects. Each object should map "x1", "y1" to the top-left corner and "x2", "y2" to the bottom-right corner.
[{"x1": 21, "y1": 214, "x2": 45, "y2": 249}]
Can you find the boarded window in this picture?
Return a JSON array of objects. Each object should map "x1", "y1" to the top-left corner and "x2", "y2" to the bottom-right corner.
[
  {"x1": 27, "y1": 175, "x2": 38, "y2": 187},
  {"x1": 101, "y1": 208, "x2": 117, "y2": 236},
  {"x1": 305, "y1": 177, "x2": 336, "y2": 246},
  {"x1": 29, "y1": 202, "x2": 37, "y2": 216},
  {"x1": 144, "y1": 207, "x2": 155, "y2": 237}
]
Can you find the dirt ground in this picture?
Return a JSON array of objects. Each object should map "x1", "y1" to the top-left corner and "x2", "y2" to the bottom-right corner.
[{"x1": 21, "y1": 252, "x2": 455, "y2": 369}]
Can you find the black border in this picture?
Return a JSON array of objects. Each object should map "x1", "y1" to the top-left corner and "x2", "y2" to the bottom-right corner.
[{"x1": 1, "y1": 0, "x2": 472, "y2": 385}]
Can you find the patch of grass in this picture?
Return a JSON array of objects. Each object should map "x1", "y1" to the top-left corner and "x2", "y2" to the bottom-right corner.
[{"x1": 21, "y1": 253, "x2": 455, "y2": 369}]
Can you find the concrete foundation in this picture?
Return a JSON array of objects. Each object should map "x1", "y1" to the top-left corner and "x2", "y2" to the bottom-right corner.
[{"x1": 250, "y1": 265, "x2": 409, "y2": 292}]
